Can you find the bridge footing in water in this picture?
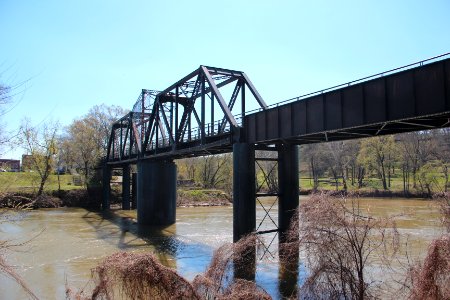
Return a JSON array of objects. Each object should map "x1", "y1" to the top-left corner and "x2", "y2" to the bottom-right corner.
[
  {"x1": 137, "y1": 160, "x2": 177, "y2": 225},
  {"x1": 278, "y1": 144, "x2": 299, "y2": 243},
  {"x1": 233, "y1": 143, "x2": 256, "y2": 242}
]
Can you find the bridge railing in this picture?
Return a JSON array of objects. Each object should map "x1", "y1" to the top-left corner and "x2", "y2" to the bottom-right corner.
[{"x1": 146, "y1": 115, "x2": 243, "y2": 151}]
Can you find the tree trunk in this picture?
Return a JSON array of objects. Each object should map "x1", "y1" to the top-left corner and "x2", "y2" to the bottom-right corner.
[
  {"x1": 443, "y1": 165, "x2": 448, "y2": 192},
  {"x1": 37, "y1": 163, "x2": 51, "y2": 196},
  {"x1": 357, "y1": 167, "x2": 365, "y2": 188},
  {"x1": 331, "y1": 169, "x2": 339, "y2": 191},
  {"x1": 351, "y1": 165, "x2": 355, "y2": 186},
  {"x1": 388, "y1": 164, "x2": 391, "y2": 189},
  {"x1": 310, "y1": 158, "x2": 319, "y2": 190},
  {"x1": 402, "y1": 165, "x2": 406, "y2": 195},
  {"x1": 341, "y1": 166, "x2": 347, "y2": 191}
]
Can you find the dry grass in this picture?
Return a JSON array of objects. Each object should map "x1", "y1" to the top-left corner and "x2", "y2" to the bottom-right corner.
[
  {"x1": 435, "y1": 192, "x2": 450, "y2": 232},
  {"x1": 405, "y1": 192, "x2": 450, "y2": 300},
  {"x1": 406, "y1": 234, "x2": 450, "y2": 300},
  {"x1": 192, "y1": 234, "x2": 270, "y2": 299},
  {"x1": 90, "y1": 252, "x2": 199, "y2": 299},
  {"x1": 69, "y1": 234, "x2": 270, "y2": 300}
]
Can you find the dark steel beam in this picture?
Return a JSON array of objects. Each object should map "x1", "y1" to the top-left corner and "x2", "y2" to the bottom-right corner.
[{"x1": 201, "y1": 66, "x2": 238, "y2": 127}]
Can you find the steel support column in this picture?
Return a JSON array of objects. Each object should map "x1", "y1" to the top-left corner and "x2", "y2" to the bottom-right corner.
[
  {"x1": 277, "y1": 144, "x2": 299, "y2": 297},
  {"x1": 102, "y1": 164, "x2": 111, "y2": 210},
  {"x1": 122, "y1": 165, "x2": 131, "y2": 210},
  {"x1": 137, "y1": 160, "x2": 177, "y2": 225},
  {"x1": 131, "y1": 172, "x2": 137, "y2": 209},
  {"x1": 233, "y1": 143, "x2": 256, "y2": 242},
  {"x1": 278, "y1": 144, "x2": 299, "y2": 243}
]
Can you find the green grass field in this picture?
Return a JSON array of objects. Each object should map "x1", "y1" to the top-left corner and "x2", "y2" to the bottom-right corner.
[
  {"x1": 299, "y1": 171, "x2": 448, "y2": 193},
  {"x1": 0, "y1": 172, "x2": 84, "y2": 193},
  {"x1": 1, "y1": 169, "x2": 447, "y2": 195}
]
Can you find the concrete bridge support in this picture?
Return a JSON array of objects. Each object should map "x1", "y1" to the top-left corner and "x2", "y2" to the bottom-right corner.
[
  {"x1": 122, "y1": 165, "x2": 131, "y2": 210},
  {"x1": 233, "y1": 143, "x2": 256, "y2": 242},
  {"x1": 102, "y1": 164, "x2": 111, "y2": 210},
  {"x1": 137, "y1": 160, "x2": 177, "y2": 225}
]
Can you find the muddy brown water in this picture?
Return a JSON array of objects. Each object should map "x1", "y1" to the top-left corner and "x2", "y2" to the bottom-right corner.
[{"x1": 0, "y1": 197, "x2": 444, "y2": 299}]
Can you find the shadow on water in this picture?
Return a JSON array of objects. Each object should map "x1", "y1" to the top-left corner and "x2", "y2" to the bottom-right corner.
[
  {"x1": 79, "y1": 208, "x2": 217, "y2": 275},
  {"x1": 79, "y1": 208, "x2": 301, "y2": 299}
]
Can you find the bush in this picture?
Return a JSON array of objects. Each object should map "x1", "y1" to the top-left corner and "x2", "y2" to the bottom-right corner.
[
  {"x1": 407, "y1": 235, "x2": 450, "y2": 300},
  {"x1": 58, "y1": 189, "x2": 101, "y2": 209},
  {"x1": 286, "y1": 193, "x2": 400, "y2": 299},
  {"x1": 0, "y1": 193, "x2": 34, "y2": 209},
  {"x1": 33, "y1": 194, "x2": 62, "y2": 208}
]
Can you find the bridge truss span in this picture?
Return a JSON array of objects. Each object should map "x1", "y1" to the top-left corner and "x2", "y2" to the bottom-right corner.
[{"x1": 106, "y1": 65, "x2": 268, "y2": 164}]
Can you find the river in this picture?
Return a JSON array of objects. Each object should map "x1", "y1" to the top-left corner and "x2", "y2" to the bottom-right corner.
[{"x1": 0, "y1": 197, "x2": 444, "y2": 299}]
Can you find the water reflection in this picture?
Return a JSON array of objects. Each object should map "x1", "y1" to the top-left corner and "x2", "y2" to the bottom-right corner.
[{"x1": 0, "y1": 197, "x2": 443, "y2": 299}]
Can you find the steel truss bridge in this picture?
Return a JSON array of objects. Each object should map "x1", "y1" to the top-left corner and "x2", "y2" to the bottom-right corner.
[{"x1": 106, "y1": 54, "x2": 450, "y2": 165}]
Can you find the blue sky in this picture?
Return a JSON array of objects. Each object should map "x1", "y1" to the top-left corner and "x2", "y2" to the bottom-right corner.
[{"x1": 1, "y1": 0, "x2": 449, "y2": 159}]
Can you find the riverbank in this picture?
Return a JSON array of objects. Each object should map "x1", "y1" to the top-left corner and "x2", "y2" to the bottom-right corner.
[
  {"x1": 0, "y1": 189, "x2": 102, "y2": 209},
  {"x1": 177, "y1": 188, "x2": 231, "y2": 207},
  {"x1": 299, "y1": 188, "x2": 444, "y2": 198},
  {"x1": 0, "y1": 187, "x2": 232, "y2": 209},
  {"x1": 2, "y1": 187, "x2": 443, "y2": 210}
]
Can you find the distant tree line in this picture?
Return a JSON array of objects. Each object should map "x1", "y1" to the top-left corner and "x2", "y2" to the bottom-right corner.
[
  {"x1": 177, "y1": 130, "x2": 450, "y2": 196},
  {"x1": 301, "y1": 130, "x2": 450, "y2": 195}
]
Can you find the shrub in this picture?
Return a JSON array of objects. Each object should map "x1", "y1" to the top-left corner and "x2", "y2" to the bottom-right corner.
[
  {"x1": 407, "y1": 235, "x2": 450, "y2": 300},
  {"x1": 287, "y1": 193, "x2": 400, "y2": 299}
]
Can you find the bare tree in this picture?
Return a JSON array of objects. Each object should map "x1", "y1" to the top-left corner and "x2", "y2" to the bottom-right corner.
[
  {"x1": 255, "y1": 150, "x2": 279, "y2": 193},
  {"x1": 197, "y1": 154, "x2": 231, "y2": 189},
  {"x1": 358, "y1": 136, "x2": 397, "y2": 190},
  {"x1": 20, "y1": 119, "x2": 59, "y2": 196},
  {"x1": 61, "y1": 104, "x2": 127, "y2": 184},
  {"x1": 397, "y1": 132, "x2": 437, "y2": 190},
  {"x1": 287, "y1": 193, "x2": 400, "y2": 299},
  {"x1": 433, "y1": 128, "x2": 450, "y2": 192},
  {"x1": 301, "y1": 144, "x2": 327, "y2": 190},
  {"x1": 0, "y1": 83, "x2": 11, "y2": 151},
  {"x1": 326, "y1": 141, "x2": 351, "y2": 190}
]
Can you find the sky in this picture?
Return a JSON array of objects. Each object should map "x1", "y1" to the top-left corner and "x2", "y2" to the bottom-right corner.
[{"x1": 1, "y1": 0, "x2": 449, "y2": 159}]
